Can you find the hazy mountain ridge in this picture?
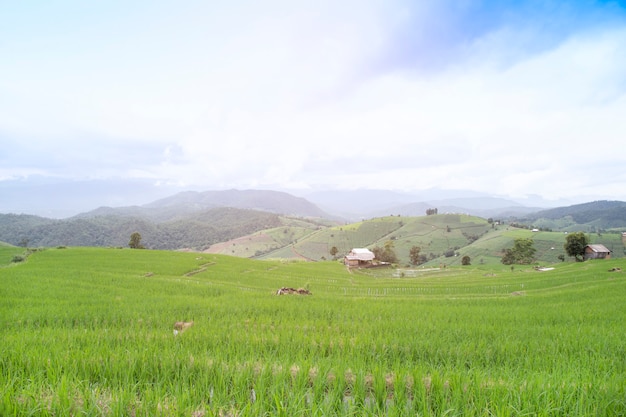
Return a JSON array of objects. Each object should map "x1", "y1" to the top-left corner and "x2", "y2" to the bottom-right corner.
[
  {"x1": 145, "y1": 189, "x2": 332, "y2": 219},
  {"x1": 523, "y1": 200, "x2": 626, "y2": 220},
  {"x1": 518, "y1": 200, "x2": 626, "y2": 231},
  {"x1": 305, "y1": 190, "x2": 549, "y2": 220},
  {"x1": 0, "y1": 207, "x2": 286, "y2": 250},
  {"x1": 2, "y1": 189, "x2": 626, "y2": 253}
]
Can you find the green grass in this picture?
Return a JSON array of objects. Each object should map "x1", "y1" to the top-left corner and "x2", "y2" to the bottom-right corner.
[
  {"x1": 1, "y1": 247, "x2": 625, "y2": 415},
  {"x1": 0, "y1": 243, "x2": 28, "y2": 266},
  {"x1": 208, "y1": 215, "x2": 626, "y2": 267}
]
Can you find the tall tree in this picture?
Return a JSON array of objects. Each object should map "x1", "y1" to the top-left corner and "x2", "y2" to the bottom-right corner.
[
  {"x1": 501, "y1": 238, "x2": 536, "y2": 265},
  {"x1": 564, "y1": 232, "x2": 589, "y2": 261},
  {"x1": 372, "y1": 240, "x2": 398, "y2": 263},
  {"x1": 409, "y1": 246, "x2": 421, "y2": 265},
  {"x1": 129, "y1": 232, "x2": 145, "y2": 249}
]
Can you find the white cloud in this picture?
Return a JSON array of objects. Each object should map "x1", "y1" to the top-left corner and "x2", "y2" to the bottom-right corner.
[{"x1": 1, "y1": 1, "x2": 626, "y2": 203}]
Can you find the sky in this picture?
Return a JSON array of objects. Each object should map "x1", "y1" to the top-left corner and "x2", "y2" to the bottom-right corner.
[{"x1": 2, "y1": 0, "x2": 626, "y2": 208}]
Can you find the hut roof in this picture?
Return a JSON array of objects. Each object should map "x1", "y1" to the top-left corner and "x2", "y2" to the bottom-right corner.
[
  {"x1": 586, "y1": 244, "x2": 611, "y2": 253},
  {"x1": 345, "y1": 248, "x2": 375, "y2": 261}
]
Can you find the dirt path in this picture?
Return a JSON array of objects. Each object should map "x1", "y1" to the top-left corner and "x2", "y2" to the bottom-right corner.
[{"x1": 290, "y1": 245, "x2": 315, "y2": 261}]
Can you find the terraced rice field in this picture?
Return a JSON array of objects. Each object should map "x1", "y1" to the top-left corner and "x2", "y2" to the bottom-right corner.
[{"x1": 1, "y1": 247, "x2": 625, "y2": 415}]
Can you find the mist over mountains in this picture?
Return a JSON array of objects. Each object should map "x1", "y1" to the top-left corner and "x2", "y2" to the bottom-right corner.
[
  {"x1": 2, "y1": 181, "x2": 626, "y2": 253},
  {"x1": 0, "y1": 177, "x2": 570, "y2": 220}
]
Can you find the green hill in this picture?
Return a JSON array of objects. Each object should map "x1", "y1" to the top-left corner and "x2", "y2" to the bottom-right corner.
[
  {"x1": 519, "y1": 200, "x2": 626, "y2": 232},
  {"x1": 5, "y1": 207, "x2": 625, "y2": 266},
  {"x1": 208, "y1": 213, "x2": 625, "y2": 265},
  {"x1": 0, "y1": 208, "x2": 317, "y2": 250},
  {"x1": 250, "y1": 214, "x2": 490, "y2": 263},
  {"x1": 0, "y1": 241, "x2": 27, "y2": 266},
  {"x1": 1, "y1": 247, "x2": 625, "y2": 415}
]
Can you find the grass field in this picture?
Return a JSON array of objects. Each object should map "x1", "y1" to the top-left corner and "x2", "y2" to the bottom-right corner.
[
  {"x1": 252, "y1": 215, "x2": 625, "y2": 266},
  {"x1": 1, "y1": 246, "x2": 625, "y2": 416}
]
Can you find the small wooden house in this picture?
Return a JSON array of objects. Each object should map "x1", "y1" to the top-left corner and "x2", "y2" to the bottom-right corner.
[
  {"x1": 584, "y1": 244, "x2": 611, "y2": 260},
  {"x1": 344, "y1": 248, "x2": 375, "y2": 267}
]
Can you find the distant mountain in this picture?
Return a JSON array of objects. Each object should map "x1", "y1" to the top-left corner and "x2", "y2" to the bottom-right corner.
[
  {"x1": 145, "y1": 189, "x2": 332, "y2": 219},
  {"x1": 0, "y1": 189, "x2": 334, "y2": 250},
  {"x1": 520, "y1": 200, "x2": 626, "y2": 231},
  {"x1": 305, "y1": 188, "x2": 508, "y2": 219},
  {"x1": 0, "y1": 207, "x2": 287, "y2": 250},
  {"x1": 0, "y1": 177, "x2": 182, "y2": 218},
  {"x1": 525, "y1": 200, "x2": 626, "y2": 220},
  {"x1": 368, "y1": 197, "x2": 542, "y2": 219},
  {"x1": 305, "y1": 189, "x2": 419, "y2": 219},
  {"x1": 4, "y1": 184, "x2": 626, "y2": 253}
]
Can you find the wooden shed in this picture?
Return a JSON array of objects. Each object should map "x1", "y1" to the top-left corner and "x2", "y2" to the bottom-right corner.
[
  {"x1": 584, "y1": 244, "x2": 611, "y2": 260},
  {"x1": 344, "y1": 248, "x2": 375, "y2": 267}
]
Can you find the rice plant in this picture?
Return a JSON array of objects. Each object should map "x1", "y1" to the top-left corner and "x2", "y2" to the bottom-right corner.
[{"x1": 1, "y1": 247, "x2": 625, "y2": 415}]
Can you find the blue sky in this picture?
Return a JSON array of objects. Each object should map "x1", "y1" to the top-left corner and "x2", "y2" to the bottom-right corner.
[{"x1": 2, "y1": 0, "x2": 626, "y2": 206}]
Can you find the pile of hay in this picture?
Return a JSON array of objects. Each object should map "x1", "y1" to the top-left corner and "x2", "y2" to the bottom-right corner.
[{"x1": 276, "y1": 287, "x2": 312, "y2": 295}]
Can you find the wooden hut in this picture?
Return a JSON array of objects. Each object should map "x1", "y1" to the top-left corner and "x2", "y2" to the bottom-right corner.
[
  {"x1": 344, "y1": 248, "x2": 375, "y2": 267},
  {"x1": 584, "y1": 244, "x2": 611, "y2": 260}
]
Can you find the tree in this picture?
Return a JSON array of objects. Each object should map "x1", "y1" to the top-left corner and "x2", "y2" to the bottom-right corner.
[
  {"x1": 129, "y1": 232, "x2": 145, "y2": 249},
  {"x1": 372, "y1": 240, "x2": 398, "y2": 263},
  {"x1": 409, "y1": 246, "x2": 421, "y2": 265},
  {"x1": 461, "y1": 255, "x2": 471, "y2": 265},
  {"x1": 501, "y1": 238, "x2": 536, "y2": 265},
  {"x1": 329, "y1": 246, "x2": 338, "y2": 259},
  {"x1": 564, "y1": 232, "x2": 589, "y2": 262}
]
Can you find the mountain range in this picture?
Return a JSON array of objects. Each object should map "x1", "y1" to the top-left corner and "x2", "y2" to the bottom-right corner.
[
  {"x1": 1, "y1": 188, "x2": 625, "y2": 253},
  {"x1": 0, "y1": 177, "x2": 572, "y2": 219}
]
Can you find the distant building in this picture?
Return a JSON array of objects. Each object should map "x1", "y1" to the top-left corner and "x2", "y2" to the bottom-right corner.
[
  {"x1": 344, "y1": 248, "x2": 375, "y2": 267},
  {"x1": 584, "y1": 244, "x2": 611, "y2": 260}
]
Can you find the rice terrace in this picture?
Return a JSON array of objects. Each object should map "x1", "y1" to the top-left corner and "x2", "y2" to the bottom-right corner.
[{"x1": 1, "y1": 243, "x2": 626, "y2": 416}]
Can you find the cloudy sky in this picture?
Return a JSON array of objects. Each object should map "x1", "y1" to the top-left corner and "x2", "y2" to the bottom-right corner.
[{"x1": 2, "y1": 0, "x2": 626, "y2": 206}]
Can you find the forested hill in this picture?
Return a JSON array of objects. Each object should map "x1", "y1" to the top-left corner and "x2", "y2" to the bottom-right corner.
[
  {"x1": 520, "y1": 200, "x2": 626, "y2": 231},
  {"x1": 145, "y1": 189, "x2": 332, "y2": 219},
  {"x1": 0, "y1": 208, "x2": 293, "y2": 250}
]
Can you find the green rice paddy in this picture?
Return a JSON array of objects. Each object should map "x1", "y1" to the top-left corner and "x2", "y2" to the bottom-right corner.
[{"x1": 1, "y1": 247, "x2": 625, "y2": 415}]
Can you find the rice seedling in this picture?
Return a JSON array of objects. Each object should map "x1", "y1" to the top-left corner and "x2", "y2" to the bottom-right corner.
[{"x1": 1, "y1": 247, "x2": 625, "y2": 415}]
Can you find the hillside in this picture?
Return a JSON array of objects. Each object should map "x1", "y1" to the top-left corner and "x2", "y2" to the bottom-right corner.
[
  {"x1": 3, "y1": 188, "x2": 626, "y2": 260},
  {"x1": 2, "y1": 247, "x2": 625, "y2": 415},
  {"x1": 518, "y1": 200, "x2": 626, "y2": 232},
  {"x1": 0, "y1": 208, "x2": 306, "y2": 250},
  {"x1": 145, "y1": 189, "x2": 333, "y2": 219},
  {"x1": 210, "y1": 213, "x2": 625, "y2": 265}
]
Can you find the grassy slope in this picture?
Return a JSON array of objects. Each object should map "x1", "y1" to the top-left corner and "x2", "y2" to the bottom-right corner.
[
  {"x1": 234, "y1": 214, "x2": 625, "y2": 265},
  {"x1": 1, "y1": 247, "x2": 626, "y2": 415},
  {"x1": 0, "y1": 242, "x2": 26, "y2": 266},
  {"x1": 204, "y1": 217, "x2": 326, "y2": 258}
]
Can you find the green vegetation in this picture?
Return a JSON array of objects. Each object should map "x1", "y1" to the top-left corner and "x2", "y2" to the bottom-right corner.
[
  {"x1": 262, "y1": 215, "x2": 624, "y2": 266},
  {"x1": 0, "y1": 242, "x2": 29, "y2": 266},
  {"x1": 522, "y1": 200, "x2": 626, "y2": 232},
  {"x1": 500, "y1": 238, "x2": 536, "y2": 265},
  {"x1": 128, "y1": 232, "x2": 145, "y2": 249},
  {"x1": 371, "y1": 240, "x2": 399, "y2": 263},
  {"x1": 1, "y1": 247, "x2": 625, "y2": 415},
  {"x1": 0, "y1": 208, "x2": 293, "y2": 250},
  {"x1": 4, "y1": 198, "x2": 626, "y2": 265},
  {"x1": 564, "y1": 231, "x2": 590, "y2": 261}
]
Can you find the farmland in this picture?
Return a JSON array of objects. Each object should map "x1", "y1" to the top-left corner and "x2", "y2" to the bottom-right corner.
[
  {"x1": 1, "y1": 246, "x2": 626, "y2": 416},
  {"x1": 217, "y1": 214, "x2": 624, "y2": 266}
]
